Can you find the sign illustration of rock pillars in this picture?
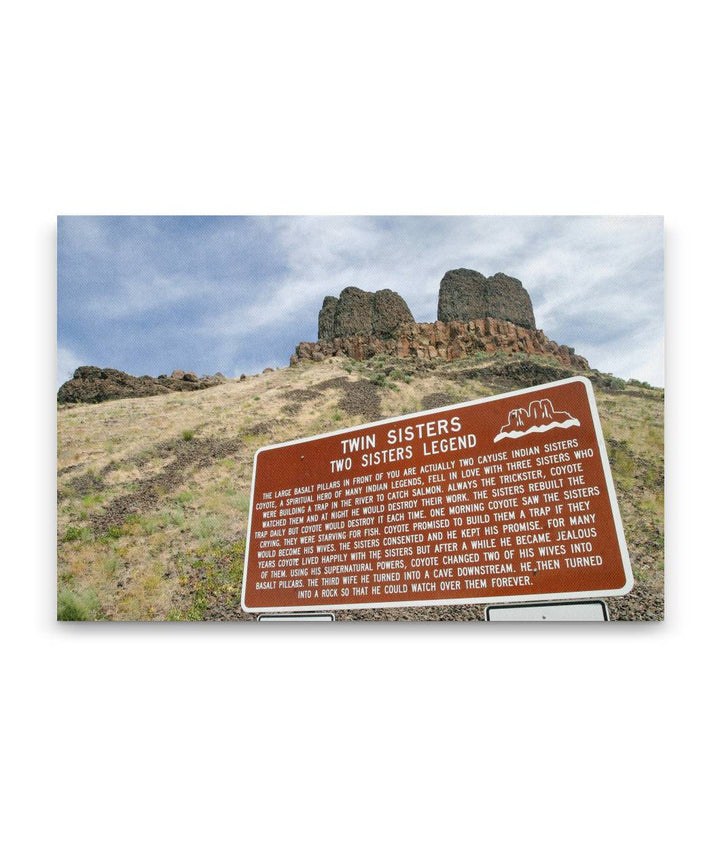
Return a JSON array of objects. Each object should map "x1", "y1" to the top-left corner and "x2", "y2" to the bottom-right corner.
[{"x1": 493, "y1": 398, "x2": 580, "y2": 442}]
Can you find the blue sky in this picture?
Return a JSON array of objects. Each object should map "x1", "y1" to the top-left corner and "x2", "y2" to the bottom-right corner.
[{"x1": 57, "y1": 215, "x2": 664, "y2": 387}]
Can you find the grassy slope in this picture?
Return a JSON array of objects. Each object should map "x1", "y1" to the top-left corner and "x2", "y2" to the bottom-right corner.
[{"x1": 57, "y1": 353, "x2": 664, "y2": 621}]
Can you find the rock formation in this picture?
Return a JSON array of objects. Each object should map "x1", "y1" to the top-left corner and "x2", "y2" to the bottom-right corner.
[
  {"x1": 294, "y1": 268, "x2": 587, "y2": 370},
  {"x1": 294, "y1": 317, "x2": 588, "y2": 370},
  {"x1": 438, "y1": 269, "x2": 536, "y2": 329},
  {"x1": 318, "y1": 287, "x2": 414, "y2": 340},
  {"x1": 57, "y1": 366, "x2": 226, "y2": 405}
]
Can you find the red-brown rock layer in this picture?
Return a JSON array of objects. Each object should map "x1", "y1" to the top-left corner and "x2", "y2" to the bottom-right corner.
[{"x1": 292, "y1": 317, "x2": 589, "y2": 371}]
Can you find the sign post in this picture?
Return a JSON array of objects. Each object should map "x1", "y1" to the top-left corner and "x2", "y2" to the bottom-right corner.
[{"x1": 241, "y1": 377, "x2": 632, "y2": 614}]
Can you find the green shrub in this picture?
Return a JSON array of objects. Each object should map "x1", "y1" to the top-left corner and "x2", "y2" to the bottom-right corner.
[
  {"x1": 57, "y1": 587, "x2": 102, "y2": 621},
  {"x1": 63, "y1": 526, "x2": 92, "y2": 543},
  {"x1": 177, "y1": 540, "x2": 247, "y2": 620},
  {"x1": 81, "y1": 493, "x2": 104, "y2": 508}
]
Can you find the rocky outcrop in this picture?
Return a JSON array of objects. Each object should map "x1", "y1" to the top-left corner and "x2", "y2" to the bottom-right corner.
[
  {"x1": 293, "y1": 317, "x2": 589, "y2": 370},
  {"x1": 294, "y1": 268, "x2": 586, "y2": 370},
  {"x1": 318, "y1": 296, "x2": 339, "y2": 340},
  {"x1": 318, "y1": 287, "x2": 414, "y2": 340},
  {"x1": 438, "y1": 269, "x2": 536, "y2": 330},
  {"x1": 57, "y1": 366, "x2": 226, "y2": 404}
]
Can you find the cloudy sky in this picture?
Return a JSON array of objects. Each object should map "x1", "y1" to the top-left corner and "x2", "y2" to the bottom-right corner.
[{"x1": 57, "y1": 216, "x2": 664, "y2": 387}]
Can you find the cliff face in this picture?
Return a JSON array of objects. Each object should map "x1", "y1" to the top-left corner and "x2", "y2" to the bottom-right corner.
[
  {"x1": 294, "y1": 317, "x2": 588, "y2": 370},
  {"x1": 296, "y1": 269, "x2": 587, "y2": 370}
]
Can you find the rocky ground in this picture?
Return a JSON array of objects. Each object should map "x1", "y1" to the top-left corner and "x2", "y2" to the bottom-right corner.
[{"x1": 204, "y1": 581, "x2": 663, "y2": 621}]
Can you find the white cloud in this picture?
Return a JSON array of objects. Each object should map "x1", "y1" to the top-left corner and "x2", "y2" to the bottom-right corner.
[
  {"x1": 216, "y1": 215, "x2": 664, "y2": 384},
  {"x1": 58, "y1": 216, "x2": 665, "y2": 387}
]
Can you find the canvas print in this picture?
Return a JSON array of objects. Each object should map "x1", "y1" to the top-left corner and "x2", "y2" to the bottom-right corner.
[{"x1": 57, "y1": 216, "x2": 664, "y2": 621}]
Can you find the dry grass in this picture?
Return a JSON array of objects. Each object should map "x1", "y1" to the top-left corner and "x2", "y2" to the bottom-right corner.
[{"x1": 57, "y1": 355, "x2": 664, "y2": 620}]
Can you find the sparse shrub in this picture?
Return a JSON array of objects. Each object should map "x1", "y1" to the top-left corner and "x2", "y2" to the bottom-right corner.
[
  {"x1": 607, "y1": 440, "x2": 636, "y2": 490},
  {"x1": 169, "y1": 509, "x2": 186, "y2": 527},
  {"x1": 194, "y1": 514, "x2": 224, "y2": 542},
  {"x1": 63, "y1": 526, "x2": 92, "y2": 543},
  {"x1": 57, "y1": 586, "x2": 102, "y2": 621},
  {"x1": 177, "y1": 540, "x2": 247, "y2": 620},
  {"x1": 102, "y1": 553, "x2": 119, "y2": 576},
  {"x1": 81, "y1": 493, "x2": 104, "y2": 508},
  {"x1": 181, "y1": 428, "x2": 195, "y2": 441},
  {"x1": 125, "y1": 515, "x2": 161, "y2": 535}
]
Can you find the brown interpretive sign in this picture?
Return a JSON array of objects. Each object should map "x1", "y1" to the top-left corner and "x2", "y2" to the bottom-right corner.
[{"x1": 241, "y1": 377, "x2": 633, "y2": 612}]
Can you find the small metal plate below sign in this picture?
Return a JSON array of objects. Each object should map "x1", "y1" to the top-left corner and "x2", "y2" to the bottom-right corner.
[
  {"x1": 257, "y1": 613, "x2": 335, "y2": 622},
  {"x1": 485, "y1": 600, "x2": 609, "y2": 621}
]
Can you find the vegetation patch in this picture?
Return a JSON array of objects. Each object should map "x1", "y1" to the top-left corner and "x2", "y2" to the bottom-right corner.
[
  {"x1": 89, "y1": 436, "x2": 243, "y2": 535},
  {"x1": 57, "y1": 586, "x2": 103, "y2": 621},
  {"x1": 169, "y1": 540, "x2": 248, "y2": 620}
]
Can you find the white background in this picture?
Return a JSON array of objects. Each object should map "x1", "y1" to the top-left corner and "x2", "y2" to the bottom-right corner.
[{"x1": 2, "y1": 2, "x2": 717, "y2": 854}]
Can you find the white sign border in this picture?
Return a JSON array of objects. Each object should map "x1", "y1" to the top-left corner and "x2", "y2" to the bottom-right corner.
[
  {"x1": 241, "y1": 376, "x2": 634, "y2": 613},
  {"x1": 485, "y1": 599, "x2": 610, "y2": 621}
]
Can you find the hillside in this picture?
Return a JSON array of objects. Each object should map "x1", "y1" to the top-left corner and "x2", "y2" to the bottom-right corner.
[{"x1": 57, "y1": 352, "x2": 664, "y2": 621}]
